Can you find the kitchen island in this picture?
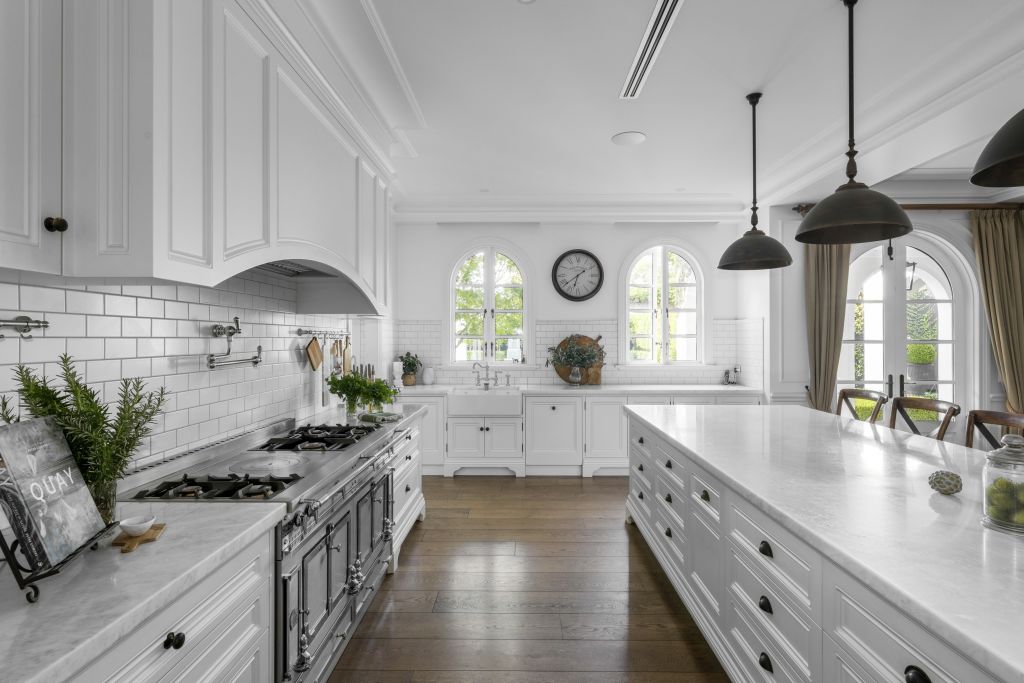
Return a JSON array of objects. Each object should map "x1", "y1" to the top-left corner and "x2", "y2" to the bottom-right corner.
[{"x1": 625, "y1": 404, "x2": 1024, "y2": 683}]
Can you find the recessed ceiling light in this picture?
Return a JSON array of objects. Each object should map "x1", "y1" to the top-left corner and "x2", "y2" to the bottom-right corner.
[
  {"x1": 518, "y1": 0, "x2": 536, "y2": 4},
  {"x1": 479, "y1": 188, "x2": 491, "y2": 193},
  {"x1": 611, "y1": 131, "x2": 646, "y2": 146}
]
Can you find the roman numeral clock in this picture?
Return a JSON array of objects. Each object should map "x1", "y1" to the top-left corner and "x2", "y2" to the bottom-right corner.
[{"x1": 551, "y1": 249, "x2": 604, "y2": 302}]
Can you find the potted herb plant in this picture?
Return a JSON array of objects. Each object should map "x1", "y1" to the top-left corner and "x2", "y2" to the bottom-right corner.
[
  {"x1": 364, "y1": 379, "x2": 398, "y2": 413},
  {"x1": 327, "y1": 372, "x2": 369, "y2": 416},
  {"x1": 547, "y1": 335, "x2": 605, "y2": 385},
  {"x1": 0, "y1": 355, "x2": 167, "y2": 525},
  {"x1": 400, "y1": 352, "x2": 422, "y2": 386}
]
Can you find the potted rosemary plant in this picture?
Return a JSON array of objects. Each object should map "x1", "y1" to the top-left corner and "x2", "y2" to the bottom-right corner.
[{"x1": 0, "y1": 355, "x2": 167, "y2": 525}]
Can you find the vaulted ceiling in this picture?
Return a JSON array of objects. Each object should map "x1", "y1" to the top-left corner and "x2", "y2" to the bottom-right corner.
[{"x1": 303, "y1": 0, "x2": 1024, "y2": 216}]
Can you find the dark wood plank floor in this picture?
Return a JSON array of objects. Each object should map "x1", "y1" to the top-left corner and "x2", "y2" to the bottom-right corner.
[{"x1": 331, "y1": 476, "x2": 727, "y2": 683}]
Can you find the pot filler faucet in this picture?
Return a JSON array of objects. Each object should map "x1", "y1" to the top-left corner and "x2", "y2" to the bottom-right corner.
[{"x1": 472, "y1": 361, "x2": 501, "y2": 390}]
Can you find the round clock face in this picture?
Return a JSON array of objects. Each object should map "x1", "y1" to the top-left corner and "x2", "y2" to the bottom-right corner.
[{"x1": 552, "y1": 249, "x2": 604, "y2": 301}]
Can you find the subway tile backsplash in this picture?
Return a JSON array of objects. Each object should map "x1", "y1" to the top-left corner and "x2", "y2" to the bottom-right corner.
[
  {"x1": 393, "y1": 318, "x2": 764, "y2": 388},
  {"x1": 0, "y1": 268, "x2": 350, "y2": 471}
]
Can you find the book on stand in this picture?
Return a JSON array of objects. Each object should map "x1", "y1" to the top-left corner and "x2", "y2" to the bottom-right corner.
[{"x1": 0, "y1": 417, "x2": 104, "y2": 571}]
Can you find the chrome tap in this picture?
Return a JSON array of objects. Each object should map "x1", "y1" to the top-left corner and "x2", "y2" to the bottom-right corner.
[{"x1": 472, "y1": 361, "x2": 499, "y2": 390}]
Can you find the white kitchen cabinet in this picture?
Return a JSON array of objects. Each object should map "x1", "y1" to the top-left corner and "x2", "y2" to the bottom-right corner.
[
  {"x1": 525, "y1": 396, "x2": 583, "y2": 470},
  {"x1": 583, "y1": 395, "x2": 628, "y2": 476},
  {"x1": 626, "y1": 395, "x2": 674, "y2": 405},
  {"x1": 73, "y1": 528, "x2": 274, "y2": 683},
  {"x1": 396, "y1": 395, "x2": 445, "y2": 473},
  {"x1": 445, "y1": 416, "x2": 525, "y2": 477},
  {"x1": 0, "y1": 0, "x2": 63, "y2": 274},
  {"x1": 390, "y1": 416, "x2": 426, "y2": 571}
]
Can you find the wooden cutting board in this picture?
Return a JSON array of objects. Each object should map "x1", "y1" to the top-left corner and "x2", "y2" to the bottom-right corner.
[
  {"x1": 342, "y1": 336, "x2": 352, "y2": 375},
  {"x1": 306, "y1": 337, "x2": 323, "y2": 370},
  {"x1": 112, "y1": 523, "x2": 166, "y2": 553}
]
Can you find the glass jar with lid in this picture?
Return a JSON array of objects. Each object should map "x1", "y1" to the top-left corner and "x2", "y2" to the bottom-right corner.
[{"x1": 982, "y1": 434, "x2": 1024, "y2": 534}]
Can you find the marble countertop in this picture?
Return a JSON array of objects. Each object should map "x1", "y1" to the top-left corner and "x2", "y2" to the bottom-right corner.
[
  {"x1": 0, "y1": 500, "x2": 285, "y2": 683},
  {"x1": 398, "y1": 383, "x2": 762, "y2": 396},
  {"x1": 625, "y1": 404, "x2": 1024, "y2": 683}
]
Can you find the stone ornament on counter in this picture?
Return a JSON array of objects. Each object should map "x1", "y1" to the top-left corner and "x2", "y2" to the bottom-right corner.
[{"x1": 928, "y1": 470, "x2": 963, "y2": 495}]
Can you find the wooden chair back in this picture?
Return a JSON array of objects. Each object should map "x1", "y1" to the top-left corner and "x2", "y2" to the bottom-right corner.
[
  {"x1": 965, "y1": 410, "x2": 1024, "y2": 450},
  {"x1": 836, "y1": 388, "x2": 887, "y2": 423},
  {"x1": 888, "y1": 397, "x2": 961, "y2": 442}
]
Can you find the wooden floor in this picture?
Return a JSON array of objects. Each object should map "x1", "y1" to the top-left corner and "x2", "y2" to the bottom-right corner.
[{"x1": 331, "y1": 476, "x2": 727, "y2": 683}]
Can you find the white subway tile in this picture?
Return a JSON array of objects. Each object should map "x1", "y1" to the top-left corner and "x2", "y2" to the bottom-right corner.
[
  {"x1": 105, "y1": 295, "x2": 136, "y2": 316},
  {"x1": 87, "y1": 316, "x2": 120, "y2": 337},
  {"x1": 21, "y1": 286, "x2": 65, "y2": 312},
  {"x1": 105, "y1": 338, "x2": 136, "y2": 359},
  {"x1": 86, "y1": 359, "x2": 121, "y2": 383},
  {"x1": 137, "y1": 298, "x2": 164, "y2": 318},
  {"x1": 122, "y1": 317, "x2": 151, "y2": 337}
]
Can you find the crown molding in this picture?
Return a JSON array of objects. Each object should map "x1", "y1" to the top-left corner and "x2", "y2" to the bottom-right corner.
[{"x1": 360, "y1": 0, "x2": 428, "y2": 130}]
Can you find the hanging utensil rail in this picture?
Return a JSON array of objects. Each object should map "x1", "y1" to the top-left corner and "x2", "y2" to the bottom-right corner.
[
  {"x1": 297, "y1": 328, "x2": 348, "y2": 339},
  {"x1": 0, "y1": 316, "x2": 49, "y2": 340}
]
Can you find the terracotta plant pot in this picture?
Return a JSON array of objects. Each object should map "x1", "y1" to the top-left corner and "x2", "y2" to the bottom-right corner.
[{"x1": 402, "y1": 373, "x2": 416, "y2": 386}]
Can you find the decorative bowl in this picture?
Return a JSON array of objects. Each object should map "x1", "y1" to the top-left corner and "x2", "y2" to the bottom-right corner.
[{"x1": 119, "y1": 515, "x2": 156, "y2": 537}]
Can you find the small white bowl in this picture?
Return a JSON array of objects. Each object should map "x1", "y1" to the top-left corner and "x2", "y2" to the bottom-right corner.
[{"x1": 119, "y1": 516, "x2": 156, "y2": 537}]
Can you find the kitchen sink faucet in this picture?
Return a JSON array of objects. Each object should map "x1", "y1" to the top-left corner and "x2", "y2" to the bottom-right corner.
[{"x1": 472, "y1": 361, "x2": 500, "y2": 390}]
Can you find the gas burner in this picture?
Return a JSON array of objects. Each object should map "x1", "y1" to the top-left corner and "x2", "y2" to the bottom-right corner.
[
  {"x1": 132, "y1": 472, "x2": 302, "y2": 500},
  {"x1": 252, "y1": 422, "x2": 382, "y2": 452}
]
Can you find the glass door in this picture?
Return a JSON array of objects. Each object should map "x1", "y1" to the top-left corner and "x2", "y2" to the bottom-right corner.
[{"x1": 838, "y1": 239, "x2": 960, "y2": 429}]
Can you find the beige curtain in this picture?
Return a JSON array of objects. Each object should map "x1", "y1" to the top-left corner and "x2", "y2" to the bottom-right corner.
[
  {"x1": 971, "y1": 209, "x2": 1024, "y2": 414},
  {"x1": 805, "y1": 243, "x2": 851, "y2": 412}
]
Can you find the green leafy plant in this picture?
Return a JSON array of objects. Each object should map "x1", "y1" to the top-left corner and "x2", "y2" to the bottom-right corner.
[
  {"x1": 547, "y1": 335, "x2": 605, "y2": 368},
  {"x1": 326, "y1": 373, "x2": 370, "y2": 413},
  {"x1": 1, "y1": 354, "x2": 167, "y2": 523},
  {"x1": 400, "y1": 352, "x2": 422, "y2": 375},
  {"x1": 907, "y1": 343, "x2": 936, "y2": 365},
  {"x1": 364, "y1": 379, "x2": 398, "y2": 412}
]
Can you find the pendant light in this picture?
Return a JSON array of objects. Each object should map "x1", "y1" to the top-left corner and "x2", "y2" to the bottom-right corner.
[
  {"x1": 971, "y1": 107, "x2": 1024, "y2": 186},
  {"x1": 718, "y1": 93, "x2": 793, "y2": 270},
  {"x1": 794, "y1": 0, "x2": 912, "y2": 245}
]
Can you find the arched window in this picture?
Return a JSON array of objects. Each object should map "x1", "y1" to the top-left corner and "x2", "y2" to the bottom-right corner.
[
  {"x1": 625, "y1": 246, "x2": 700, "y2": 363},
  {"x1": 451, "y1": 248, "x2": 526, "y2": 364}
]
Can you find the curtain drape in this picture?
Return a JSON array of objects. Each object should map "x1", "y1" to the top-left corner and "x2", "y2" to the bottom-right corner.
[
  {"x1": 805, "y1": 243, "x2": 851, "y2": 412},
  {"x1": 971, "y1": 209, "x2": 1024, "y2": 414}
]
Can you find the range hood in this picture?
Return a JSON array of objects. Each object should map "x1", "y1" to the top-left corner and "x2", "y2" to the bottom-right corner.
[{"x1": 251, "y1": 259, "x2": 383, "y2": 316}]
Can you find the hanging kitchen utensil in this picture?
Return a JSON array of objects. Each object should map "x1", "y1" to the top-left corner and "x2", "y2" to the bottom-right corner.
[
  {"x1": 306, "y1": 336, "x2": 323, "y2": 371},
  {"x1": 343, "y1": 335, "x2": 352, "y2": 375}
]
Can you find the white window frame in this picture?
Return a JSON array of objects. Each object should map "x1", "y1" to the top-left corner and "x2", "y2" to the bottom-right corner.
[
  {"x1": 448, "y1": 244, "x2": 530, "y2": 367},
  {"x1": 619, "y1": 243, "x2": 705, "y2": 366}
]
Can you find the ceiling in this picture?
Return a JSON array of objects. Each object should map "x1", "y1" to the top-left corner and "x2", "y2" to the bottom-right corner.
[{"x1": 307, "y1": 0, "x2": 1024, "y2": 215}]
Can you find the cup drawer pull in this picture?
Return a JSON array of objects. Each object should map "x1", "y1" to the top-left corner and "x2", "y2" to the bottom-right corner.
[
  {"x1": 758, "y1": 595, "x2": 773, "y2": 614},
  {"x1": 905, "y1": 666, "x2": 932, "y2": 683},
  {"x1": 758, "y1": 540, "x2": 774, "y2": 558},
  {"x1": 758, "y1": 652, "x2": 773, "y2": 673}
]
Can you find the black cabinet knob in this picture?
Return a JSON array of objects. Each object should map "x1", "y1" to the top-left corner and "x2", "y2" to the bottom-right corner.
[
  {"x1": 700, "y1": 489, "x2": 710, "y2": 502},
  {"x1": 406, "y1": 454, "x2": 412, "y2": 460},
  {"x1": 163, "y1": 631, "x2": 186, "y2": 650},
  {"x1": 479, "y1": 426, "x2": 484, "y2": 431},
  {"x1": 905, "y1": 665, "x2": 932, "y2": 683},
  {"x1": 758, "y1": 652, "x2": 773, "y2": 673},
  {"x1": 664, "y1": 527, "x2": 672, "y2": 538},
  {"x1": 758, "y1": 540, "x2": 774, "y2": 558},
  {"x1": 405, "y1": 484, "x2": 411, "y2": 492},
  {"x1": 664, "y1": 493, "x2": 672, "y2": 503},
  {"x1": 485, "y1": 427, "x2": 490, "y2": 431},
  {"x1": 637, "y1": 491, "x2": 644, "y2": 500},
  {"x1": 43, "y1": 216, "x2": 68, "y2": 233},
  {"x1": 638, "y1": 463, "x2": 644, "y2": 472},
  {"x1": 665, "y1": 460, "x2": 672, "y2": 469},
  {"x1": 758, "y1": 595, "x2": 773, "y2": 614},
  {"x1": 638, "y1": 437, "x2": 644, "y2": 444},
  {"x1": 551, "y1": 406, "x2": 556, "y2": 411}
]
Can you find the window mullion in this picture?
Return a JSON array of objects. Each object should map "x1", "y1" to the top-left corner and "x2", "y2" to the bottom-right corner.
[
  {"x1": 486, "y1": 248, "x2": 495, "y2": 359},
  {"x1": 661, "y1": 249, "x2": 670, "y2": 364}
]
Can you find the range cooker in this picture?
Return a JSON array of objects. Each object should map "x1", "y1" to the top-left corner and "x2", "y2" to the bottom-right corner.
[{"x1": 122, "y1": 417, "x2": 412, "y2": 683}]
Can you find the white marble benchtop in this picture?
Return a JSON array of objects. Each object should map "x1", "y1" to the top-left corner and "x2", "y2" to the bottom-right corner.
[
  {"x1": 625, "y1": 404, "x2": 1024, "y2": 683},
  {"x1": 397, "y1": 383, "x2": 762, "y2": 395},
  {"x1": 0, "y1": 500, "x2": 285, "y2": 683}
]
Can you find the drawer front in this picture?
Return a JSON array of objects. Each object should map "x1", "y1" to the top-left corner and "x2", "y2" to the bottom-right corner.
[
  {"x1": 630, "y1": 446, "x2": 653, "y2": 494},
  {"x1": 689, "y1": 466, "x2": 722, "y2": 525},
  {"x1": 652, "y1": 440, "x2": 687, "y2": 489},
  {"x1": 687, "y1": 503, "x2": 723, "y2": 621},
  {"x1": 728, "y1": 498, "x2": 819, "y2": 619},
  {"x1": 654, "y1": 473, "x2": 686, "y2": 533},
  {"x1": 392, "y1": 456, "x2": 420, "y2": 523},
  {"x1": 652, "y1": 509, "x2": 686, "y2": 572},
  {"x1": 823, "y1": 563, "x2": 999, "y2": 683},
  {"x1": 822, "y1": 634, "x2": 874, "y2": 683},
  {"x1": 629, "y1": 477, "x2": 652, "y2": 523},
  {"x1": 629, "y1": 422, "x2": 655, "y2": 458},
  {"x1": 727, "y1": 600, "x2": 807, "y2": 683},
  {"x1": 76, "y1": 534, "x2": 274, "y2": 683},
  {"x1": 727, "y1": 543, "x2": 820, "y2": 680}
]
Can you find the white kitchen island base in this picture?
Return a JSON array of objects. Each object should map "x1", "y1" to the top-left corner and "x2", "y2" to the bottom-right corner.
[{"x1": 626, "y1": 404, "x2": 1023, "y2": 683}]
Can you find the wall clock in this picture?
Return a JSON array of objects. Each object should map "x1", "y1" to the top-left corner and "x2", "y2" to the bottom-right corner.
[{"x1": 551, "y1": 249, "x2": 603, "y2": 301}]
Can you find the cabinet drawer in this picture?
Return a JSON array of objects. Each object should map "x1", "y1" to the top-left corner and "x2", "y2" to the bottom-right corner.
[
  {"x1": 652, "y1": 441, "x2": 686, "y2": 488},
  {"x1": 727, "y1": 600, "x2": 807, "y2": 683},
  {"x1": 823, "y1": 562, "x2": 999, "y2": 683},
  {"x1": 728, "y1": 497, "x2": 820, "y2": 620},
  {"x1": 654, "y1": 473, "x2": 686, "y2": 533},
  {"x1": 689, "y1": 465, "x2": 722, "y2": 525},
  {"x1": 628, "y1": 479, "x2": 652, "y2": 523},
  {"x1": 727, "y1": 544, "x2": 820, "y2": 680},
  {"x1": 822, "y1": 633, "x2": 874, "y2": 683},
  {"x1": 629, "y1": 424, "x2": 655, "y2": 457},
  {"x1": 652, "y1": 509, "x2": 686, "y2": 572},
  {"x1": 393, "y1": 457, "x2": 420, "y2": 523},
  {"x1": 75, "y1": 534, "x2": 273, "y2": 682},
  {"x1": 630, "y1": 448, "x2": 653, "y2": 494}
]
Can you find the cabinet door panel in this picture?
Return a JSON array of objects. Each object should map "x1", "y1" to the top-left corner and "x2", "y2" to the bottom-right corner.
[
  {"x1": 357, "y1": 161, "x2": 377, "y2": 293},
  {"x1": 300, "y1": 539, "x2": 330, "y2": 642},
  {"x1": 688, "y1": 506, "x2": 723, "y2": 622},
  {"x1": 486, "y1": 418, "x2": 522, "y2": 458},
  {"x1": 328, "y1": 511, "x2": 352, "y2": 612},
  {"x1": 418, "y1": 398, "x2": 445, "y2": 466},
  {"x1": 448, "y1": 418, "x2": 485, "y2": 459},
  {"x1": 275, "y1": 69, "x2": 357, "y2": 267},
  {"x1": 0, "y1": 0, "x2": 62, "y2": 274},
  {"x1": 525, "y1": 398, "x2": 582, "y2": 466},
  {"x1": 585, "y1": 396, "x2": 627, "y2": 460}
]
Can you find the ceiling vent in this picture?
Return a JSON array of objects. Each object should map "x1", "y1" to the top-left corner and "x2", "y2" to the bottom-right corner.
[
  {"x1": 254, "y1": 260, "x2": 328, "y2": 278},
  {"x1": 620, "y1": 0, "x2": 683, "y2": 99}
]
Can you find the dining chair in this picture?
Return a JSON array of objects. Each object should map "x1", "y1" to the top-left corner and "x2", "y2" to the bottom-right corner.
[
  {"x1": 888, "y1": 396, "x2": 960, "y2": 441},
  {"x1": 836, "y1": 388, "x2": 887, "y2": 423},
  {"x1": 965, "y1": 409, "x2": 1024, "y2": 449}
]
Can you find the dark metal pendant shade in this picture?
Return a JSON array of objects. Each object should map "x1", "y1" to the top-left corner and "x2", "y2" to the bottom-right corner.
[
  {"x1": 794, "y1": 181, "x2": 912, "y2": 244},
  {"x1": 971, "y1": 107, "x2": 1024, "y2": 187},
  {"x1": 718, "y1": 228, "x2": 793, "y2": 270},
  {"x1": 718, "y1": 92, "x2": 792, "y2": 270},
  {"x1": 795, "y1": 0, "x2": 912, "y2": 245}
]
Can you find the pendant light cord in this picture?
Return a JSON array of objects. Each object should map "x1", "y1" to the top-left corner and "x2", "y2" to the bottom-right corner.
[
  {"x1": 844, "y1": 0, "x2": 859, "y2": 184},
  {"x1": 747, "y1": 92, "x2": 762, "y2": 231}
]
